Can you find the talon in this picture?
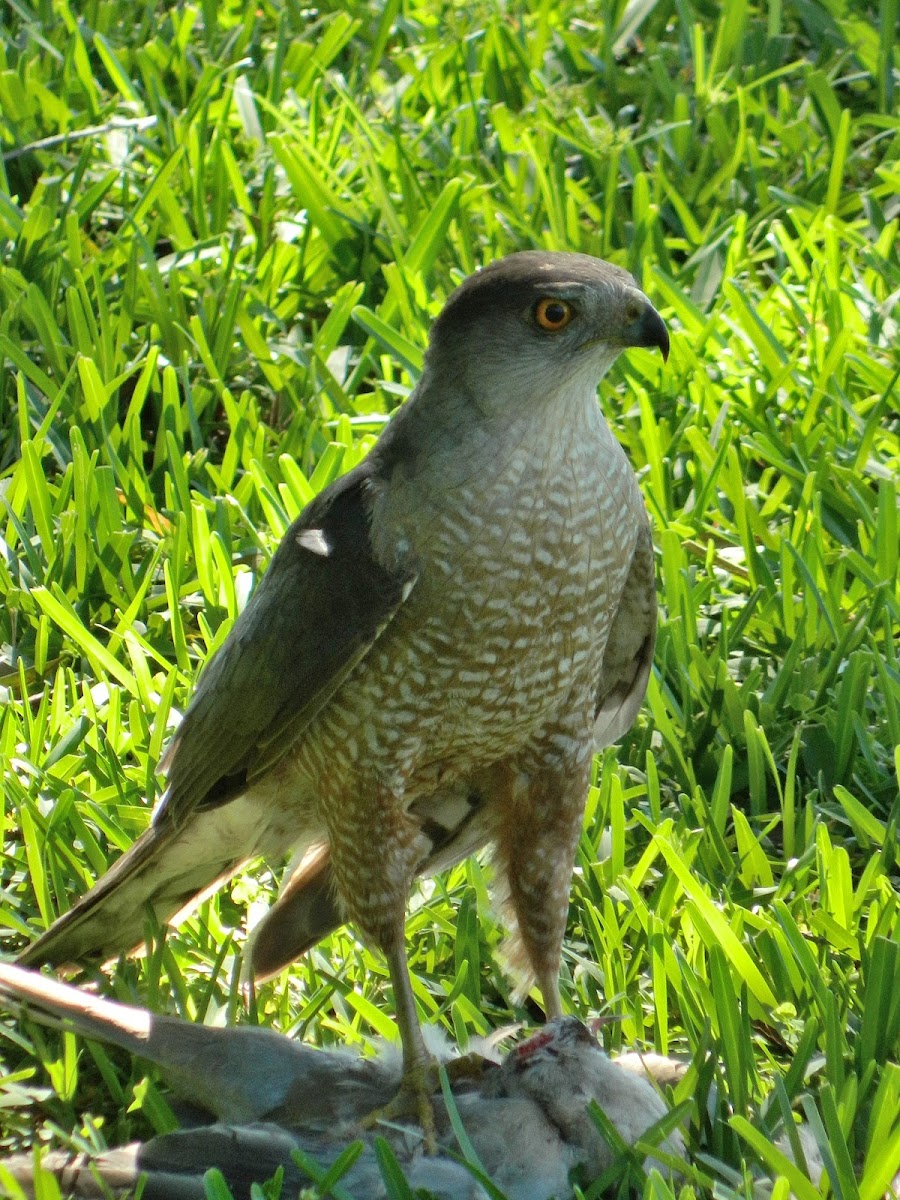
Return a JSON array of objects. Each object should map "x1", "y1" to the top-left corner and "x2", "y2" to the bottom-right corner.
[{"x1": 361, "y1": 1059, "x2": 440, "y2": 1154}]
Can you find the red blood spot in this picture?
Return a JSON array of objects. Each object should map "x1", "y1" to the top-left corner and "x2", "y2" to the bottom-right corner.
[{"x1": 514, "y1": 1028, "x2": 555, "y2": 1060}]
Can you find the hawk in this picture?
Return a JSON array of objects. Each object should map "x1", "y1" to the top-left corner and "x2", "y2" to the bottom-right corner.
[{"x1": 20, "y1": 251, "x2": 668, "y2": 1136}]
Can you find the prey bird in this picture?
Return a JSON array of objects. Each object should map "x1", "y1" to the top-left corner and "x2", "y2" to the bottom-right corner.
[
  {"x1": 19, "y1": 251, "x2": 668, "y2": 1137},
  {"x1": 0, "y1": 963, "x2": 687, "y2": 1198}
]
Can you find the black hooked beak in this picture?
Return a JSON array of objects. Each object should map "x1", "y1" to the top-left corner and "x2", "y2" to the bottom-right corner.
[{"x1": 635, "y1": 303, "x2": 670, "y2": 361}]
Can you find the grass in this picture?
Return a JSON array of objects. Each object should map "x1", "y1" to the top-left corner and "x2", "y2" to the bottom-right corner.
[{"x1": 0, "y1": 0, "x2": 897, "y2": 1195}]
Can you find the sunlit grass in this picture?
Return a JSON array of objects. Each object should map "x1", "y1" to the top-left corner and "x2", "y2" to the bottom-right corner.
[{"x1": 0, "y1": 0, "x2": 897, "y2": 1195}]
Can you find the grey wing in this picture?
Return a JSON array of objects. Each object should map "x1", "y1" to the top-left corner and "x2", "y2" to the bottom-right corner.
[
  {"x1": 160, "y1": 463, "x2": 416, "y2": 824},
  {"x1": 17, "y1": 464, "x2": 417, "y2": 969},
  {"x1": 592, "y1": 519, "x2": 657, "y2": 748}
]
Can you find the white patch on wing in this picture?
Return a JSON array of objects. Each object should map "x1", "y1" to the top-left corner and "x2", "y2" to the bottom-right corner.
[{"x1": 296, "y1": 528, "x2": 331, "y2": 556}]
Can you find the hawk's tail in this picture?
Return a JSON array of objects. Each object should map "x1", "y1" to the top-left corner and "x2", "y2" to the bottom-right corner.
[
  {"x1": 16, "y1": 799, "x2": 262, "y2": 970},
  {"x1": 247, "y1": 843, "x2": 341, "y2": 979}
]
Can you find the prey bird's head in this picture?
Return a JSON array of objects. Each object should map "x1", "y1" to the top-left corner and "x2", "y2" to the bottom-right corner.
[{"x1": 424, "y1": 250, "x2": 669, "y2": 416}]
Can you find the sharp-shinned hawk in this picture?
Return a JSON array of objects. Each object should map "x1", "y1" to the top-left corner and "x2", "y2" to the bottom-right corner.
[{"x1": 20, "y1": 250, "x2": 668, "y2": 1138}]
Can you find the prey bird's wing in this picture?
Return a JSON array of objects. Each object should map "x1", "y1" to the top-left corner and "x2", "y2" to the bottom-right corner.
[
  {"x1": 18, "y1": 464, "x2": 416, "y2": 968},
  {"x1": 162, "y1": 463, "x2": 417, "y2": 822},
  {"x1": 0, "y1": 962, "x2": 399, "y2": 1127}
]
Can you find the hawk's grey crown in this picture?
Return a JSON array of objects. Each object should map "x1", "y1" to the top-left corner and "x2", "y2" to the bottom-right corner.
[{"x1": 426, "y1": 250, "x2": 668, "y2": 394}]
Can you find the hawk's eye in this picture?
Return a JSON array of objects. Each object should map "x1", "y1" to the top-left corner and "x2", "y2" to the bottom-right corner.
[{"x1": 534, "y1": 297, "x2": 574, "y2": 331}]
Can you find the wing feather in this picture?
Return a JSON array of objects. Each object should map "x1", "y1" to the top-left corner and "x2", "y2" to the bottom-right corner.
[
  {"x1": 159, "y1": 462, "x2": 416, "y2": 824},
  {"x1": 593, "y1": 520, "x2": 657, "y2": 748}
]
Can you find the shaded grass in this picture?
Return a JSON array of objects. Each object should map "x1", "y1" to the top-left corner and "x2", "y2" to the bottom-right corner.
[{"x1": 0, "y1": 0, "x2": 898, "y2": 1195}]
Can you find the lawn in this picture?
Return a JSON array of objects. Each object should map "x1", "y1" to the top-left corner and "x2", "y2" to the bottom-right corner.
[{"x1": 0, "y1": 0, "x2": 898, "y2": 1196}]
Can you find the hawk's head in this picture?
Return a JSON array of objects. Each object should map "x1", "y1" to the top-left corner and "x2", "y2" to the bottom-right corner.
[{"x1": 425, "y1": 250, "x2": 669, "y2": 415}]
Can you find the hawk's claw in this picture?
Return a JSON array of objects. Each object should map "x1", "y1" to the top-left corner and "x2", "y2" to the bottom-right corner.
[{"x1": 361, "y1": 1058, "x2": 440, "y2": 1154}]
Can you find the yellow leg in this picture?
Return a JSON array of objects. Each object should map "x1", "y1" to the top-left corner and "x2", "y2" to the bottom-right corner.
[
  {"x1": 362, "y1": 935, "x2": 439, "y2": 1152},
  {"x1": 388, "y1": 936, "x2": 439, "y2": 1149},
  {"x1": 538, "y1": 968, "x2": 563, "y2": 1020},
  {"x1": 323, "y1": 791, "x2": 439, "y2": 1147}
]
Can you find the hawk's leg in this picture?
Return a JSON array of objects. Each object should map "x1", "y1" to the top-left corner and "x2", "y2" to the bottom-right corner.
[
  {"x1": 377, "y1": 933, "x2": 440, "y2": 1149},
  {"x1": 493, "y1": 752, "x2": 593, "y2": 1020},
  {"x1": 325, "y1": 790, "x2": 439, "y2": 1149}
]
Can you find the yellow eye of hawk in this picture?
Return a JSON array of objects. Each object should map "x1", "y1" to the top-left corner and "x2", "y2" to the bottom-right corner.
[{"x1": 534, "y1": 297, "x2": 574, "y2": 331}]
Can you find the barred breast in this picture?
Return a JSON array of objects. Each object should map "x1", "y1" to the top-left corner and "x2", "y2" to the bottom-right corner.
[{"x1": 292, "y1": 394, "x2": 646, "y2": 805}]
